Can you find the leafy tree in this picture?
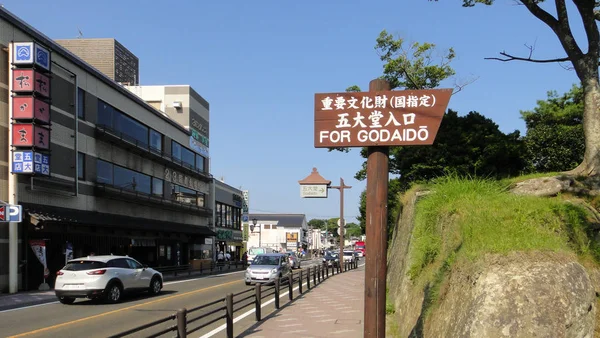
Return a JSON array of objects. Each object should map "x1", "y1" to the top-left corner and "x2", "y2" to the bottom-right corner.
[
  {"x1": 308, "y1": 218, "x2": 327, "y2": 230},
  {"x1": 357, "y1": 179, "x2": 404, "y2": 240},
  {"x1": 357, "y1": 110, "x2": 527, "y2": 184},
  {"x1": 345, "y1": 222, "x2": 363, "y2": 237},
  {"x1": 436, "y1": 0, "x2": 600, "y2": 176},
  {"x1": 521, "y1": 85, "x2": 585, "y2": 172}
]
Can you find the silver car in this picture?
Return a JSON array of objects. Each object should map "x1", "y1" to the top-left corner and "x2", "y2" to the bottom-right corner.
[
  {"x1": 55, "y1": 255, "x2": 163, "y2": 304},
  {"x1": 285, "y1": 251, "x2": 301, "y2": 269},
  {"x1": 245, "y1": 253, "x2": 291, "y2": 285}
]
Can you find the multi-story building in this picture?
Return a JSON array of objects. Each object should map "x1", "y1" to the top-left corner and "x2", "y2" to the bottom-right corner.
[
  {"x1": 55, "y1": 38, "x2": 139, "y2": 86},
  {"x1": 214, "y1": 179, "x2": 243, "y2": 260},
  {"x1": 0, "y1": 8, "x2": 214, "y2": 292},
  {"x1": 124, "y1": 85, "x2": 210, "y2": 160},
  {"x1": 247, "y1": 214, "x2": 308, "y2": 253}
]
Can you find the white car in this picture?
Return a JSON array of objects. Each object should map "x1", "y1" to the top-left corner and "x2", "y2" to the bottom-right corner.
[{"x1": 55, "y1": 255, "x2": 163, "y2": 304}]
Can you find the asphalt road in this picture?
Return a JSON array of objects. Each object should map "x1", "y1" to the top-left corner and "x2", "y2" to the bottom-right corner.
[{"x1": 0, "y1": 259, "x2": 325, "y2": 338}]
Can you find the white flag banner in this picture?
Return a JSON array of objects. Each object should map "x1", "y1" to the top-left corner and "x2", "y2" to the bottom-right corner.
[{"x1": 29, "y1": 239, "x2": 49, "y2": 278}]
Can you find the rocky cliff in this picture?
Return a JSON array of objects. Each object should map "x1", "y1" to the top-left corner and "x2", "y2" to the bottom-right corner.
[{"x1": 387, "y1": 178, "x2": 600, "y2": 337}]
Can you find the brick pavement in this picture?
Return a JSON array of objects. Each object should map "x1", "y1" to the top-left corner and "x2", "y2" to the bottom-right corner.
[{"x1": 239, "y1": 264, "x2": 365, "y2": 338}]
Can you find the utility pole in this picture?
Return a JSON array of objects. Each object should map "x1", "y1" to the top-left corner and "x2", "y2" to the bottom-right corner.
[{"x1": 330, "y1": 178, "x2": 351, "y2": 268}]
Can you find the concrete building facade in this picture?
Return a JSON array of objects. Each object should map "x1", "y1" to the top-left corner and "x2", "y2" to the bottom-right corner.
[
  {"x1": 55, "y1": 38, "x2": 139, "y2": 86},
  {"x1": 247, "y1": 214, "x2": 308, "y2": 253},
  {"x1": 213, "y1": 180, "x2": 243, "y2": 260},
  {"x1": 0, "y1": 8, "x2": 214, "y2": 292}
]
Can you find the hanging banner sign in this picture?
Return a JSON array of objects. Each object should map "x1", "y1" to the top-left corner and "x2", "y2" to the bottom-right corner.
[
  {"x1": 65, "y1": 241, "x2": 73, "y2": 264},
  {"x1": 29, "y1": 239, "x2": 49, "y2": 278},
  {"x1": 12, "y1": 97, "x2": 50, "y2": 123}
]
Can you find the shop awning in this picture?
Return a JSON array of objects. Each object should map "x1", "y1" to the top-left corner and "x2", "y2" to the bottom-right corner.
[{"x1": 22, "y1": 203, "x2": 216, "y2": 236}]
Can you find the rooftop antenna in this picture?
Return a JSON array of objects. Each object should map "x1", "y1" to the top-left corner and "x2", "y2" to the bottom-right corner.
[{"x1": 77, "y1": 27, "x2": 84, "y2": 39}]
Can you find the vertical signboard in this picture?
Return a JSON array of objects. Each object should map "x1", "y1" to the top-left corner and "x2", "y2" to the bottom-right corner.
[
  {"x1": 10, "y1": 42, "x2": 52, "y2": 176},
  {"x1": 242, "y1": 190, "x2": 249, "y2": 243},
  {"x1": 189, "y1": 115, "x2": 210, "y2": 158}
]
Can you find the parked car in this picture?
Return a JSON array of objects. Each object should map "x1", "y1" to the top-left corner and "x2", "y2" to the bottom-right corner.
[
  {"x1": 354, "y1": 249, "x2": 364, "y2": 258},
  {"x1": 55, "y1": 255, "x2": 163, "y2": 304},
  {"x1": 285, "y1": 251, "x2": 301, "y2": 269},
  {"x1": 245, "y1": 253, "x2": 291, "y2": 285},
  {"x1": 322, "y1": 252, "x2": 339, "y2": 267}
]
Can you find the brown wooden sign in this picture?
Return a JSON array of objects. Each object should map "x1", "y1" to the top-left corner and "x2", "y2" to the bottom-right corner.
[{"x1": 314, "y1": 89, "x2": 452, "y2": 148}]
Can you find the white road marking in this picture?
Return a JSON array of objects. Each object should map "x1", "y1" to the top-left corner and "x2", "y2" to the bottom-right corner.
[{"x1": 0, "y1": 301, "x2": 59, "y2": 314}]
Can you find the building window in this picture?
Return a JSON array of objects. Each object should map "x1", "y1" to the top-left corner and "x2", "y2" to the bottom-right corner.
[
  {"x1": 172, "y1": 184, "x2": 199, "y2": 206},
  {"x1": 96, "y1": 160, "x2": 113, "y2": 184},
  {"x1": 77, "y1": 152, "x2": 85, "y2": 180},
  {"x1": 195, "y1": 155, "x2": 205, "y2": 173},
  {"x1": 216, "y1": 203, "x2": 223, "y2": 227},
  {"x1": 271, "y1": 225, "x2": 277, "y2": 229},
  {"x1": 97, "y1": 99, "x2": 164, "y2": 152},
  {"x1": 264, "y1": 225, "x2": 271, "y2": 230},
  {"x1": 171, "y1": 141, "x2": 181, "y2": 162},
  {"x1": 113, "y1": 110, "x2": 148, "y2": 147},
  {"x1": 152, "y1": 178, "x2": 163, "y2": 196},
  {"x1": 113, "y1": 165, "x2": 151, "y2": 194},
  {"x1": 225, "y1": 205, "x2": 232, "y2": 227},
  {"x1": 150, "y1": 129, "x2": 162, "y2": 153},
  {"x1": 77, "y1": 88, "x2": 85, "y2": 119},
  {"x1": 197, "y1": 193, "x2": 205, "y2": 208},
  {"x1": 97, "y1": 100, "x2": 114, "y2": 126}
]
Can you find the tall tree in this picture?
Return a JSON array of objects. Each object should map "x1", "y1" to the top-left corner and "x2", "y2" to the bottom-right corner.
[
  {"x1": 307, "y1": 218, "x2": 327, "y2": 230},
  {"x1": 521, "y1": 85, "x2": 585, "y2": 172},
  {"x1": 436, "y1": 0, "x2": 600, "y2": 175}
]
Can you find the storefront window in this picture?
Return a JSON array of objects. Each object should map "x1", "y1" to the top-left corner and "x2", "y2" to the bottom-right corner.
[
  {"x1": 216, "y1": 203, "x2": 222, "y2": 227},
  {"x1": 226, "y1": 205, "x2": 232, "y2": 227},
  {"x1": 192, "y1": 244, "x2": 213, "y2": 260}
]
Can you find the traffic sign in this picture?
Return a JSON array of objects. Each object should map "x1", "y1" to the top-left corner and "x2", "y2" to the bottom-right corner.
[{"x1": 0, "y1": 204, "x2": 22, "y2": 222}]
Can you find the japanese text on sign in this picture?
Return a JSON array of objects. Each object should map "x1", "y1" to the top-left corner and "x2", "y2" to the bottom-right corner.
[{"x1": 314, "y1": 89, "x2": 452, "y2": 148}]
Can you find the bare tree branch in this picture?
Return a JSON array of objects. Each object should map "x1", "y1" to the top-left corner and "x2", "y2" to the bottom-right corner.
[
  {"x1": 485, "y1": 51, "x2": 570, "y2": 63},
  {"x1": 521, "y1": 0, "x2": 583, "y2": 59},
  {"x1": 573, "y1": 0, "x2": 600, "y2": 59},
  {"x1": 452, "y1": 75, "x2": 479, "y2": 95}
]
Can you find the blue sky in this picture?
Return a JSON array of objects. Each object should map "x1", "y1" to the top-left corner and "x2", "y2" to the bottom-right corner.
[{"x1": 5, "y1": 0, "x2": 585, "y2": 223}]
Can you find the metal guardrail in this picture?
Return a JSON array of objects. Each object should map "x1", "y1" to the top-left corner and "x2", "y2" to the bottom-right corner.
[
  {"x1": 108, "y1": 259, "x2": 360, "y2": 338},
  {"x1": 155, "y1": 261, "x2": 246, "y2": 278}
]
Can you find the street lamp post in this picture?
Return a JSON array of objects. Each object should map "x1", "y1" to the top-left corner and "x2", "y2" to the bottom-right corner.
[{"x1": 250, "y1": 218, "x2": 261, "y2": 247}]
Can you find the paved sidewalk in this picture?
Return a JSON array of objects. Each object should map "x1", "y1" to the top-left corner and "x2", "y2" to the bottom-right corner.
[{"x1": 240, "y1": 265, "x2": 365, "y2": 338}]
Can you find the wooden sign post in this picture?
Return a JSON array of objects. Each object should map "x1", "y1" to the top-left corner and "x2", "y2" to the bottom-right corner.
[{"x1": 314, "y1": 79, "x2": 452, "y2": 338}]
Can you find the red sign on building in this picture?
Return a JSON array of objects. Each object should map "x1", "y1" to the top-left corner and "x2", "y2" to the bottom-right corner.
[
  {"x1": 34, "y1": 72, "x2": 50, "y2": 97},
  {"x1": 12, "y1": 124, "x2": 50, "y2": 149},
  {"x1": 12, "y1": 69, "x2": 50, "y2": 97},
  {"x1": 0, "y1": 205, "x2": 5, "y2": 222},
  {"x1": 12, "y1": 69, "x2": 34, "y2": 92},
  {"x1": 12, "y1": 97, "x2": 50, "y2": 123}
]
